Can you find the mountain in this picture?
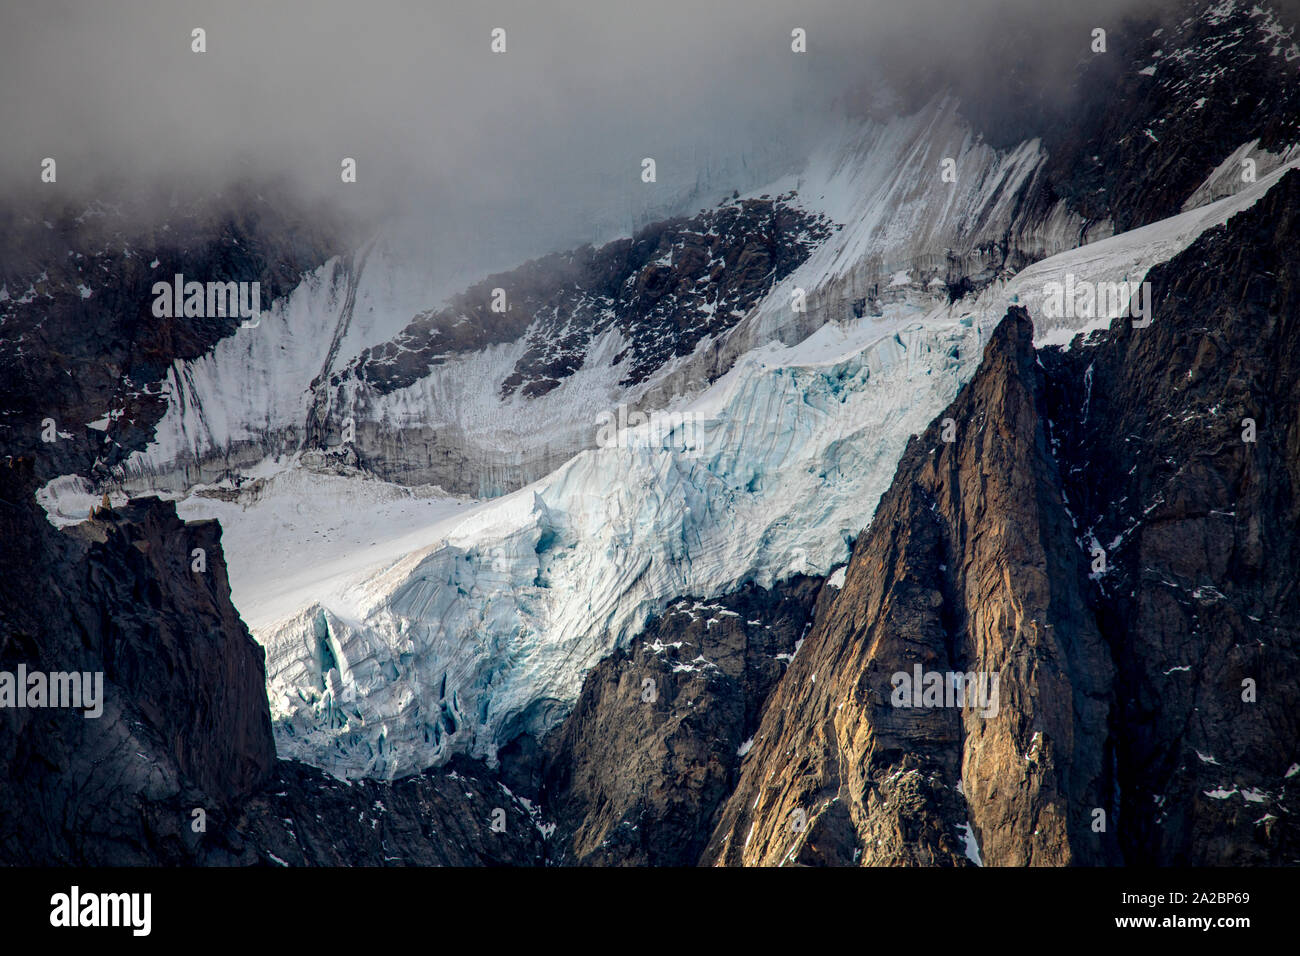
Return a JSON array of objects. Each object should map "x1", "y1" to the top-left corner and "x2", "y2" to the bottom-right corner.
[
  {"x1": 2, "y1": 0, "x2": 1298, "y2": 866},
  {"x1": 705, "y1": 168, "x2": 1300, "y2": 867}
]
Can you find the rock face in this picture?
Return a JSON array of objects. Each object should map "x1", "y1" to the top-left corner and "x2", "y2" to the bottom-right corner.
[
  {"x1": 1044, "y1": 0, "x2": 1300, "y2": 232},
  {"x1": 698, "y1": 171, "x2": 1300, "y2": 867},
  {"x1": 339, "y1": 194, "x2": 834, "y2": 399},
  {"x1": 1038, "y1": 167, "x2": 1300, "y2": 865},
  {"x1": 216, "y1": 759, "x2": 546, "y2": 867},
  {"x1": 702, "y1": 310, "x2": 1116, "y2": 866},
  {"x1": 67, "y1": 499, "x2": 277, "y2": 803},
  {"x1": 536, "y1": 578, "x2": 823, "y2": 866},
  {"x1": 0, "y1": 458, "x2": 545, "y2": 866},
  {"x1": 0, "y1": 455, "x2": 272, "y2": 862},
  {"x1": 0, "y1": 190, "x2": 346, "y2": 489},
  {"x1": 962, "y1": 0, "x2": 1300, "y2": 232}
]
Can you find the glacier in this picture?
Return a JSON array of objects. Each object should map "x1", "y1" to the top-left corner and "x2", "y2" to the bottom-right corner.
[
  {"x1": 233, "y1": 151, "x2": 1300, "y2": 778},
  {"x1": 35, "y1": 89, "x2": 1300, "y2": 780},
  {"x1": 258, "y1": 299, "x2": 984, "y2": 777},
  {"x1": 108, "y1": 96, "x2": 1104, "y2": 503}
]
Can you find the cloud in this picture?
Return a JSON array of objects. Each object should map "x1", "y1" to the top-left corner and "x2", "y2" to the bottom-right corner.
[{"x1": 0, "y1": 0, "x2": 1177, "y2": 271}]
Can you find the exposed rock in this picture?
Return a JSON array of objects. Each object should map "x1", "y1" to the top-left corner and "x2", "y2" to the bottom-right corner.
[
  {"x1": 703, "y1": 309, "x2": 1115, "y2": 866},
  {"x1": 227, "y1": 759, "x2": 546, "y2": 867},
  {"x1": 537, "y1": 577, "x2": 823, "y2": 865},
  {"x1": 340, "y1": 194, "x2": 834, "y2": 399},
  {"x1": 0, "y1": 188, "x2": 345, "y2": 488},
  {"x1": 0, "y1": 454, "x2": 274, "y2": 862},
  {"x1": 1038, "y1": 167, "x2": 1300, "y2": 865},
  {"x1": 961, "y1": 0, "x2": 1300, "y2": 232}
]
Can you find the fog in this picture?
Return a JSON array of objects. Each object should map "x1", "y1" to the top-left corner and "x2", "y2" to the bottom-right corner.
[{"x1": 0, "y1": 0, "x2": 1176, "y2": 273}]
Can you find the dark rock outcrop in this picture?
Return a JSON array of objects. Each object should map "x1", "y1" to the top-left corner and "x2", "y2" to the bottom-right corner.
[
  {"x1": 1039, "y1": 166, "x2": 1300, "y2": 865},
  {"x1": 340, "y1": 193, "x2": 834, "y2": 398},
  {"x1": 204, "y1": 759, "x2": 546, "y2": 867},
  {"x1": 0, "y1": 188, "x2": 346, "y2": 487},
  {"x1": 0, "y1": 453, "x2": 273, "y2": 862},
  {"x1": 537, "y1": 578, "x2": 824, "y2": 865},
  {"x1": 959, "y1": 0, "x2": 1300, "y2": 232},
  {"x1": 0, "y1": 456, "x2": 545, "y2": 866}
]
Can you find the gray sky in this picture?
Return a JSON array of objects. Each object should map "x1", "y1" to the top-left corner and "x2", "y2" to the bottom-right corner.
[{"x1": 0, "y1": 0, "x2": 1172, "y2": 273}]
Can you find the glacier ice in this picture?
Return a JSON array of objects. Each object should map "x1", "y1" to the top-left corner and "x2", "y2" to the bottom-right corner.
[
  {"x1": 258, "y1": 301, "x2": 990, "y2": 777},
  {"x1": 34, "y1": 94, "x2": 1300, "y2": 782},
  {"x1": 233, "y1": 152, "x2": 1300, "y2": 779}
]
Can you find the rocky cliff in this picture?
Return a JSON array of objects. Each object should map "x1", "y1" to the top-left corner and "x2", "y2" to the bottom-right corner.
[
  {"x1": 536, "y1": 578, "x2": 824, "y2": 865},
  {"x1": 697, "y1": 170, "x2": 1300, "y2": 867},
  {"x1": 0, "y1": 457, "x2": 544, "y2": 865}
]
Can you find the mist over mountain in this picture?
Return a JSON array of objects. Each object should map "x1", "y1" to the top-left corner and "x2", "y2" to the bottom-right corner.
[
  {"x1": 1, "y1": 0, "x2": 1298, "y2": 896},
  {"x1": 2, "y1": 0, "x2": 1178, "y2": 271}
]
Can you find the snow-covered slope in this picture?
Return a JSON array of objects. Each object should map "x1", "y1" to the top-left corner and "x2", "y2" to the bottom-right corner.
[
  {"x1": 37, "y1": 87, "x2": 1299, "y2": 780},
  {"x1": 141, "y1": 150, "x2": 1291, "y2": 781},
  {"x1": 107, "y1": 96, "x2": 1096, "y2": 503}
]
